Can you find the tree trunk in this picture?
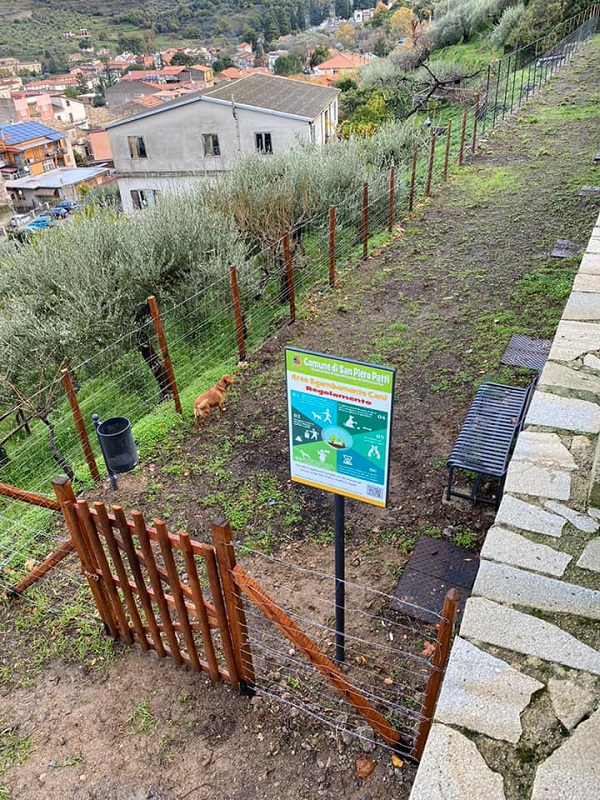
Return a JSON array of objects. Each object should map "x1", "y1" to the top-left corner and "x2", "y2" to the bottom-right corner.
[
  {"x1": 40, "y1": 414, "x2": 75, "y2": 482},
  {"x1": 138, "y1": 336, "x2": 171, "y2": 403},
  {"x1": 136, "y1": 303, "x2": 171, "y2": 404}
]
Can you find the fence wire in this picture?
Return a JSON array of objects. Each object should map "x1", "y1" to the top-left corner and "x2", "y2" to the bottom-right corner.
[{"x1": 231, "y1": 546, "x2": 440, "y2": 756}]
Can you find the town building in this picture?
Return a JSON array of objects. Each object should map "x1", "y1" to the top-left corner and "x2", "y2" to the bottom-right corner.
[
  {"x1": 107, "y1": 73, "x2": 340, "y2": 213},
  {"x1": 0, "y1": 120, "x2": 75, "y2": 181},
  {"x1": 6, "y1": 165, "x2": 112, "y2": 211}
]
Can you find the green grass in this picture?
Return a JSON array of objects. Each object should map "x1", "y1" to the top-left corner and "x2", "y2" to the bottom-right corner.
[
  {"x1": 0, "y1": 727, "x2": 32, "y2": 777},
  {"x1": 127, "y1": 698, "x2": 156, "y2": 733},
  {"x1": 0, "y1": 582, "x2": 116, "y2": 689}
]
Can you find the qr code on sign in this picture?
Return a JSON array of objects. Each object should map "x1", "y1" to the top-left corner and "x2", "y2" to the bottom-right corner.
[{"x1": 366, "y1": 484, "x2": 383, "y2": 499}]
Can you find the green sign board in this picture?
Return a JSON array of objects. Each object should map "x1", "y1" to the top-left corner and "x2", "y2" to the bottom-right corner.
[{"x1": 285, "y1": 348, "x2": 395, "y2": 507}]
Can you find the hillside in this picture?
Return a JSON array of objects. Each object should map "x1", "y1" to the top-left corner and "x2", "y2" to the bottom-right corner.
[{"x1": 0, "y1": 0, "x2": 331, "y2": 64}]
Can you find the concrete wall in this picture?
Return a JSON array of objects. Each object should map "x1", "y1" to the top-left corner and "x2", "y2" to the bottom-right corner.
[{"x1": 410, "y1": 211, "x2": 600, "y2": 800}]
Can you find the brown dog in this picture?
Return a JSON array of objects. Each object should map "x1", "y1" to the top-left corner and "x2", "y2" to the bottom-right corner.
[{"x1": 194, "y1": 375, "x2": 235, "y2": 428}]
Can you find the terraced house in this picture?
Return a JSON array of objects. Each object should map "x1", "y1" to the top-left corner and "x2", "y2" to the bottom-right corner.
[{"x1": 107, "y1": 73, "x2": 340, "y2": 213}]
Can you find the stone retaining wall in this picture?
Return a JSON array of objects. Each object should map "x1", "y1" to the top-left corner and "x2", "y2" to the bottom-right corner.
[{"x1": 409, "y1": 211, "x2": 600, "y2": 800}]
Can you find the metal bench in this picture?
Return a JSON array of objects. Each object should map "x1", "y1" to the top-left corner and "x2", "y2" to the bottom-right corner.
[{"x1": 446, "y1": 381, "x2": 536, "y2": 508}]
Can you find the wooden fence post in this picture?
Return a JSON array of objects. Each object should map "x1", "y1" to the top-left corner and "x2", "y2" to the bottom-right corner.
[
  {"x1": 61, "y1": 368, "x2": 100, "y2": 482},
  {"x1": 229, "y1": 266, "x2": 247, "y2": 362},
  {"x1": 472, "y1": 94, "x2": 480, "y2": 154},
  {"x1": 413, "y1": 588, "x2": 460, "y2": 761},
  {"x1": 409, "y1": 145, "x2": 418, "y2": 212},
  {"x1": 443, "y1": 120, "x2": 452, "y2": 182},
  {"x1": 211, "y1": 519, "x2": 256, "y2": 693},
  {"x1": 425, "y1": 133, "x2": 437, "y2": 197},
  {"x1": 328, "y1": 205, "x2": 336, "y2": 287},
  {"x1": 147, "y1": 295, "x2": 182, "y2": 414},
  {"x1": 458, "y1": 110, "x2": 468, "y2": 166},
  {"x1": 361, "y1": 182, "x2": 369, "y2": 260},
  {"x1": 388, "y1": 165, "x2": 395, "y2": 233},
  {"x1": 282, "y1": 232, "x2": 296, "y2": 323}
]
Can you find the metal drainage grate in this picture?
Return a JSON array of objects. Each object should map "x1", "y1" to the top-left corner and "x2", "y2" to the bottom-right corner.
[
  {"x1": 551, "y1": 239, "x2": 582, "y2": 258},
  {"x1": 500, "y1": 333, "x2": 551, "y2": 372},
  {"x1": 390, "y1": 536, "x2": 479, "y2": 625}
]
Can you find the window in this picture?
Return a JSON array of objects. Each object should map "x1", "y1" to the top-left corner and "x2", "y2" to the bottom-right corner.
[
  {"x1": 202, "y1": 133, "x2": 220, "y2": 156},
  {"x1": 130, "y1": 189, "x2": 159, "y2": 210},
  {"x1": 128, "y1": 136, "x2": 147, "y2": 159},
  {"x1": 43, "y1": 160, "x2": 54, "y2": 172},
  {"x1": 255, "y1": 132, "x2": 273, "y2": 155}
]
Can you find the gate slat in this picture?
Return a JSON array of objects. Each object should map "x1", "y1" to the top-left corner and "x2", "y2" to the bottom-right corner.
[
  {"x1": 204, "y1": 548, "x2": 240, "y2": 690},
  {"x1": 76, "y1": 501, "x2": 134, "y2": 643},
  {"x1": 180, "y1": 531, "x2": 221, "y2": 682},
  {"x1": 156, "y1": 520, "x2": 202, "y2": 672},
  {"x1": 94, "y1": 504, "x2": 150, "y2": 652},
  {"x1": 132, "y1": 512, "x2": 183, "y2": 665},
  {"x1": 58, "y1": 497, "x2": 119, "y2": 637},
  {"x1": 113, "y1": 507, "x2": 166, "y2": 657},
  {"x1": 233, "y1": 564, "x2": 402, "y2": 749}
]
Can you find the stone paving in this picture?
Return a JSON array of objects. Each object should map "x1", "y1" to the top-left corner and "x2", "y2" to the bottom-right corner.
[{"x1": 409, "y1": 212, "x2": 600, "y2": 798}]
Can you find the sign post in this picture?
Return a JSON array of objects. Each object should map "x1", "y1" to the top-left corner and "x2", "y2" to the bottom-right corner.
[{"x1": 285, "y1": 349, "x2": 395, "y2": 661}]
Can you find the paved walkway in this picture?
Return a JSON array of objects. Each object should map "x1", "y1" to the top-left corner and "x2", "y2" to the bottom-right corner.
[{"x1": 409, "y1": 227, "x2": 600, "y2": 793}]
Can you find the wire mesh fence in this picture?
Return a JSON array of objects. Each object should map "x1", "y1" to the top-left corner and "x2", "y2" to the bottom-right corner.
[
  {"x1": 232, "y1": 545, "x2": 440, "y2": 757},
  {"x1": 1, "y1": 6, "x2": 598, "y2": 594}
]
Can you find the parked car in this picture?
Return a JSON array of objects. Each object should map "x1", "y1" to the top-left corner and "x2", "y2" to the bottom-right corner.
[
  {"x1": 35, "y1": 214, "x2": 57, "y2": 227},
  {"x1": 56, "y1": 199, "x2": 80, "y2": 213},
  {"x1": 48, "y1": 206, "x2": 69, "y2": 219},
  {"x1": 9, "y1": 212, "x2": 35, "y2": 229}
]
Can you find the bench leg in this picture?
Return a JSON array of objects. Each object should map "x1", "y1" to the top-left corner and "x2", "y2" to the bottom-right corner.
[{"x1": 446, "y1": 466, "x2": 455, "y2": 501}]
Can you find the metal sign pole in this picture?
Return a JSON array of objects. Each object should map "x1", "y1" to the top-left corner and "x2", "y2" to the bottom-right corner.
[{"x1": 334, "y1": 492, "x2": 345, "y2": 663}]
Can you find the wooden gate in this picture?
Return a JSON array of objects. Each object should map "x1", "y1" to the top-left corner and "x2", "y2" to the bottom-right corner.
[
  {"x1": 54, "y1": 476, "x2": 456, "y2": 759},
  {"x1": 52, "y1": 477, "x2": 254, "y2": 692}
]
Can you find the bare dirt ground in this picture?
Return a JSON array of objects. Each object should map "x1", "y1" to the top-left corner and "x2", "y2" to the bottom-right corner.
[{"x1": 1, "y1": 41, "x2": 600, "y2": 800}]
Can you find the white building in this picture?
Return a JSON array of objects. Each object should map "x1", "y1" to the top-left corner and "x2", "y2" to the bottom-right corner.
[{"x1": 107, "y1": 73, "x2": 340, "y2": 213}]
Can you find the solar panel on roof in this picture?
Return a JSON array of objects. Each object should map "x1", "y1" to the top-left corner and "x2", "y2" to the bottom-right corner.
[{"x1": 0, "y1": 120, "x2": 64, "y2": 145}]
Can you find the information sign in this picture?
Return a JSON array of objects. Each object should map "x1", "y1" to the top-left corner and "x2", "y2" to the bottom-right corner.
[{"x1": 285, "y1": 348, "x2": 395, "y2": 507}]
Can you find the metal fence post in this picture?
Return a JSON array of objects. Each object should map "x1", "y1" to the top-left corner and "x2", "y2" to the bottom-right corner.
[
  {"x1": 409, "y1": 145, "x2": 418, "y2": 212},
  {"x1": 361, "y1": 182, "x2": 369, "y2": 260},
  {"x1": 388, "y1": 165, "x2": 395, "y2": 233}
]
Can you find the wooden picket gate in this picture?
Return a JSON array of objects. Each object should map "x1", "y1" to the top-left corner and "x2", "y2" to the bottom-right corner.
[{"x1": 53, "y1": 476, "x2": 457, "y2": 759}]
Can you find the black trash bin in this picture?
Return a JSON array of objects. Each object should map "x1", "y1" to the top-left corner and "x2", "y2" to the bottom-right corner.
[{"x1": 92, "y1": 415, "x2": 138, "y2": 487}]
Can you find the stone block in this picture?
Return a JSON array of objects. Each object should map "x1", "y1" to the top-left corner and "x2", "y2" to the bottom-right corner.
[
  {"x1": 526, "y1": 391, "x2": 600, "y2": 434},
  {"x1": 531, "y1": 708, "x2": 600, "y2": 799},
  {"x1": 460, "y1": 598, "x2": 600, "y2": 674},
  {"x1": 563, "y1": 291, "x2": 600, "y2": 321},
  {"x1": 577, "y1": 537, "x2": 600, "y2": 572},
  {"x1": 481, "y1": 527, "x2": 572, "y2": 576},
  {"x1": 544, "y1": 501, "x2": 598, "y2": 532},
  {"x1": 504, "y1": 462, "x2": 571, "y2": 500},
  {"x1": 496, "y1": 495, "x2": 566, "y2": 537},
  {"x1": 549, "y1": 320, "x2": 600, "y2": 362},
  {"x1": 548, "y1": 675, "x2": 598, "y2": 730},
  {"x1": 435, "y1": 637, "x2": 543, "y2": 742},
  {"x1": 511, "y1": 431, "x2": 577, "y2": 469},
  {"x1": 539, "y1": 361, "x2": 600, "y2": 402},
  {"x1": 473, "y1": 561, "x2": 600, "y2": 619},
  {"x1": 410, "y1": 724, "x2": 506, "y2": 800}
]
